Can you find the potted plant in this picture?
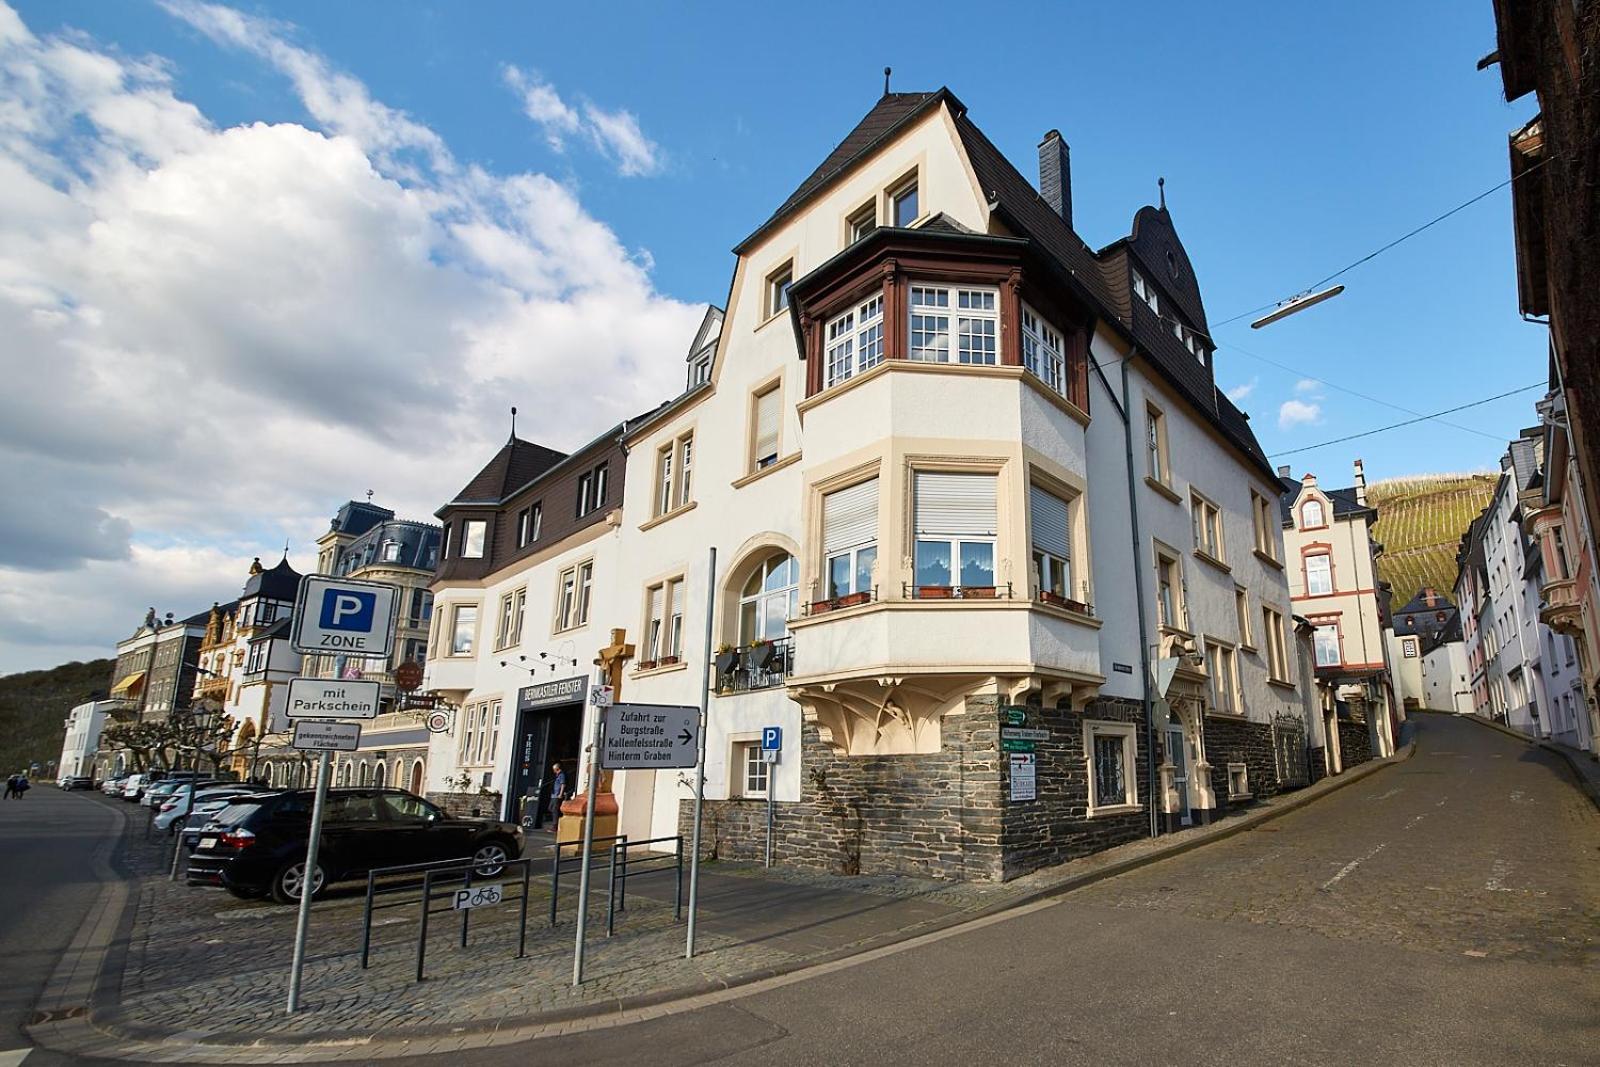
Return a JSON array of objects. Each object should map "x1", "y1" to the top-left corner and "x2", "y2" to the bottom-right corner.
[
  {"x1": 714, "y1": 644, "x2": 738, "y2": 677},
  {"x1": 917, "y1": 585, "x2": 955, "y2": 600},
  {"x1": 743, "y1": 638, "x2": 775, "y2": 671},
  {"x1": 660, "y1": 654, "x2": 680, "y2": 666},
  {"x1": 637, "y1": 659, "x2": 658, "y2": 671}
]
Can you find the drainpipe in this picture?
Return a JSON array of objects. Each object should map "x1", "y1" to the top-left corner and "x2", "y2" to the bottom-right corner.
[{"x1": 1115, "y1": 352, "x2": 1159, "y2": 839}]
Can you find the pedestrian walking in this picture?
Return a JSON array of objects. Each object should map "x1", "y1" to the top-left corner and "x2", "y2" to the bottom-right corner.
[
  {"x1": 3, "y1": 774, "x2": 16, "y2": 799},
  {"x1": 14, "y1": 774, "x2": 29, "y2": 798},
  {"x1": 546, "y1": 762, "x2": 567, "y2": 828}
]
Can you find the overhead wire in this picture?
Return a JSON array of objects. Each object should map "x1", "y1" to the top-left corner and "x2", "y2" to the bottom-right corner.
[{"x1": 1267, "y1": 383, "x2": 1545, "y2": 458}]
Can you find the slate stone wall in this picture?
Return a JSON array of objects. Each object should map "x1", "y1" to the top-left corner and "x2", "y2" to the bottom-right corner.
[
  {"x1": 1337, "y1": 720, "x2": 1373, "y2": 767},
  {"x1": 1202, "y1": 715, "x2": 1278, "y2": 815},
  {"x1": 427, "y1": 790, "x2": 504, "y2": 819}
]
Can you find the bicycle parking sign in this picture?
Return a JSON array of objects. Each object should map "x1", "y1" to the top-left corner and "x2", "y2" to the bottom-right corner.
[{"x1": 451, "y1": 884, "x2": 503, "y2": 910}]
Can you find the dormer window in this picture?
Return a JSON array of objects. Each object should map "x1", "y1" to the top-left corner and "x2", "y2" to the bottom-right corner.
[
  {"x1": 1132, "y1": 269, "x2": 1159, "y2": 315},
  {"x1": 461, "y1": 520, "x2": 487, "y2": 559},
  {"x1": 1301, "y1": 499, "x2": 1325, "y2": 528},
  {"x1": 891, "y1": 179, "x2": 919, "y2": 227},
  {"x1": 382, "y1": 541, "x2": 400, "y2": 563}
]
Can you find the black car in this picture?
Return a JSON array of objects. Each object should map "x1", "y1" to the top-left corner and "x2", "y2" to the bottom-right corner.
[{"x1": 186, "y1": 788, "x2": 524, "y2": 903}]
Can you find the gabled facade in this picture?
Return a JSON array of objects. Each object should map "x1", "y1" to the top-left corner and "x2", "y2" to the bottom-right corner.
[
  {"x1": 424, "y1": 88, "x2": 1312, "y2": 880},
  {"x1": 1387, "y1": 587, "x2": 1462, "y2": 710},
  {"x1": 1278, "y1": 460, "x2": 1397, "y2": 762}
]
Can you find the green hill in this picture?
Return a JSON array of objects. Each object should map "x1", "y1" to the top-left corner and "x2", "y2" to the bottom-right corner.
[
  {"x1": 0, "y1": 659, "x2": 115, "y2": 777},
  {"x1": 1368, "y1": 473, "x2": 1498, "y2": 605}
]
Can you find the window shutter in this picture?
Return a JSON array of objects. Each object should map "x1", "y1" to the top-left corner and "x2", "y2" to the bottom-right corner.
[
  {"x1": 822, "y1": 478, "x2": 878, "y2": 554},
  {"x1": 754, "y1": 389, "x2": 780, "y2": 461},
  {"x1": 1029, "y1": 485, "x2": 1071, "y2": 559},
  {"x1": 914, "y1": 472, "x2": 997, "y2": 536}
]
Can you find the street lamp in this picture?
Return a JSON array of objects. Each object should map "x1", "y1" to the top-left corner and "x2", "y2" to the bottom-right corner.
[
  {"x1": 1250, "y1": 285, "x2": 1345, "y2": 329},
  {"x1": 169, "y1": 698, "x2": 227, "y2": 881}
]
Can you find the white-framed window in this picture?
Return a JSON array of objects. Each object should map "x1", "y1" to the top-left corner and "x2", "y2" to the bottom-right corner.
[
  {"x1": 847, "y1": 202, "x2": 877, "y2": 243},
  {"x1": 1208, "y1": 640, "x2": 1242, "y2": 715},
  {"x1": 908, "y1": 286, "x2": 999, "y2": 364},
  {"x1": 740, "y1": 553, "x2": 798, "y2": 643},
  {"x1": 1131, "y1": 269, "x2": 1159, "y2": 314},
  {"x1": 655, "y1": 444, "x2": 674, "y2": 516},
  {"x1": 494, "y1": 587, "x2": 525, "y2": 650},
  {"x1": 1155, "y1": 547, "x2": 1186, "y2": 630},
  {"x1": 822, "y1": 478, "x2": 878, "y2": 599},
  {"x1": 1085, "y1": 721, "x2": 1138, "y2": 814},
  {"x1": 245, "y1": 641, "x2": 267, "y2": 674},
  {"x1": 1250, "y1": 490, "x2": 1278, "y2": 561},
  {"x1": 457, "y1": 699, "x2": 501, "y2": 767},
  {"x1": 462, "y1": 520, "x2": 487, "y2": 559},
  {"x1": 913, "y1": 471, "x2": 998, "y2": 592},
  {"x1": 736, "y1": 741, "x2": 769, "y2": 798},
  {"x1": 1146, "y1": 403, "x2": 1170, "y2": 484},
  {"x1": 1235, "y1": 586, "x2": 1253, "y2": 647},
  {"x1": 1191, "y1": 492, "x2": 1224, "y2": 561},
  {"x1": 1227, "y1": 763, "x2": 1249, "y2": 798},
  {"x1": 382, "y1": 541, "x2": 401, "y2": 562},
  {"x1": 1305, "y1": 553, "x2": 1333, "y2": 596},
  {"x1": 1263, "y1": 606, "x2": 1289, "y2": 681},
  {"x1": 576, "y1": 463, "x2": 609, "y2": 518},
  {"x1": 824, "y1": 294, "x2": 885, "y2": 388},
  {"x1": 642, "y1": 576, "x2": 686, "y2": 664},
  {"x1": 449, "y1": 604, "x2": 477, "y2": 657},
  {"x1": 1029, "y1": 483, "x2": 1073, "y2": 602},
  {"x1": 1402, "y1": 637, "x2": 1418, "y2": 659},
  {"x1": 677, "y1": 433, "x2": 693, "y2": 508},
  {"x1": 891, "y1": 179, "x2": 918, "y2": 228},
  {"x1": 1301, "y1": 499, "x2": 1326, "y2": 528},
  {"x1": 517, "y1": 503, "x2": 541, "y2": 548},
  {"x1": 1313, "y1": 623, "x2": 1341, "y2": 668},
  {"x1": 751, "y1": 384, "x2": 781, "y2": 470},
  {"x1": 766, "y1": 262, "x2": 793, "y2": 318},
  {"x1": 1020, "y1": 304, "x2": 1066, "y2": 396},
  {"x1": 556, "y1": 561, "x2": 594, "y2": 631},
  {"x1": 441, "y1": 523, "x2": 451, "y2": 560}
]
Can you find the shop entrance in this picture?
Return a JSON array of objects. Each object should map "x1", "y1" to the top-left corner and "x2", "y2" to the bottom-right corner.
[{"x1": 502, "y1": 675, "x2": 589, "y2": 827}]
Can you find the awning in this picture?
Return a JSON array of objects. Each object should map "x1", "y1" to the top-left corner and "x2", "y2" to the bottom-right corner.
[{"x1": 110, "y1": 671, "x2": 146, "y2": 697}]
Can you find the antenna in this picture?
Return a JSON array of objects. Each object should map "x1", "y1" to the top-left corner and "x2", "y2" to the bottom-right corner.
[
  {"x1": 1158, "y1": 176, "x2": 1166, "y2": 210},
  {"x1": 883, "y1": 66, "x2": 891, "y2": 95}
]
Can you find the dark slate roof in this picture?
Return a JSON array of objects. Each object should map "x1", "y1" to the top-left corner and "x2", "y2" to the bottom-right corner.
[
  {"x1": 250, "y1": 618, "x2": 291, "y2": 643},
  {"x1": 1126, "y1": 205, "x2": 1209, "y2": 331},
  {"x1": 736, "y1": 92, "x2": 943, "y2": 253},
  {"x1": 329, "y1": 501, "x2": 394, "y2": 538},
  {"x1": 918, "y1": 211, "x2": 978, "y2": 235},
  {"x1": 1420, "y1": 615, "x2": 1464, "y2": 653},
  {"x1": 335, "y1": 519, "x2": 441, "y2": 576},
  {"x1": 242, "y1": 556, "x2": 301, "y2": 602},
  {"x1": 180, "y1": 599, "x2": 237, "y2": 627},
  {"x1": 449, "y1": 436, "x2": 567, "y2": 506},
  {"x1": 1277, "y1": 480, "x2": 1376, "y2": 524},
  {"x1": 1394, "y1": 588, "x2": 1456, "y2": 617}
]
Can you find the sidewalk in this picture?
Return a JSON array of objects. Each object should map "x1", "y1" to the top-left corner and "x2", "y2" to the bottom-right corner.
[
  {"x1": 30, "y1": 744, "x2": 1412, "y2": 1063},
  {"x1": 1448, "y1": 709, "x2": 1600, "y2": 809}
]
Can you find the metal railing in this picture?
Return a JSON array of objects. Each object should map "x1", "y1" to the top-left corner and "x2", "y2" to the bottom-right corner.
[
  {"x1": 902, "y1": 581, "x2": 1015, "y2": 600},
  {"x1": 803, "y1": 587, "x2": 878, "y2": 616},
  {"x1": 714, "y1": 637, "x2": 793, "y2": 693}
]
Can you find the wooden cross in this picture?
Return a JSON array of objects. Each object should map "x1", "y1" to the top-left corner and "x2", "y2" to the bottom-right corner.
[{"x1": 590, "y1": 628, "x2": 634, "y2": 794}]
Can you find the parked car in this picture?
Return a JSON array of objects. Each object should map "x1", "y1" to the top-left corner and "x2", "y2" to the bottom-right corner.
[
  {"x1": 146, "y1": 779, "x2": 229, "y2": 809},
  {"x1": 121, "y1": 773, "x2": 156, "y2": 801},
  {"x1": 142, "y1": 780, "x2": 185, "y2": 807},
  {"x1": 60, "y1": 775, "x2": 94, "y2": 790},
  {"x1": 101, "y1": 775, "x2": 130, "y2": 796},
  {"x1": 155, "y1": 787, "x2": 261, "y2": 834},
  {"x1": 186, "y1": 788, "x2": 525, "y2": 903}
]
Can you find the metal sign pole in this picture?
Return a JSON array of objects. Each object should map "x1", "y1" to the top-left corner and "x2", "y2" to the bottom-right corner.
[
  {"x1": 765, "y1": 779, "x2": 774, "y2": 868},
  {"x1": 286, "y1": 748, "x2": 331, "y2": 1013},
  {"x1": 571, "y1": 671, "x2": 605, "y2": 986},
  {"x1": 686, "y1": 546, "x2": 716, "y2": 959}
]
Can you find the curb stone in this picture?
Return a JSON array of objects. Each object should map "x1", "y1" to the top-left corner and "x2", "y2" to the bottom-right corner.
[{"x1": 29, "y1": 744, "x2": 1416, "y2": 1062}]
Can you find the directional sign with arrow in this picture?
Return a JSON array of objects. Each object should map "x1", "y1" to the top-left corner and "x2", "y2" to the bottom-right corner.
[{"x1": 600, "y1": 702, "x2": 702, "y2": 770}]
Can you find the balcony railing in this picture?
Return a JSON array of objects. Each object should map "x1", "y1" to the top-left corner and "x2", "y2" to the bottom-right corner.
[
  {"x1": 804, "y1": 588, "x2": 878, "y2": 616},
  {"x1": 713, "y1": 637, "x2": 793, "y2": 694},
  {"x1": 1035, "y1": 579, "x2": 1096, "y2": 617},
  {"x1": 902, "y1": 582, "x2": 1016, "y2": 601}
]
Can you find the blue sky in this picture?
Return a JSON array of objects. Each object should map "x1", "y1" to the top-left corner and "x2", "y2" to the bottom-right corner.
[{"x1": 0, "y1": 2, "x2": 1541, "y2": 671}]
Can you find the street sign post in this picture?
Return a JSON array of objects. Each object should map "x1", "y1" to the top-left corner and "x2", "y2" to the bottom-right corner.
[
  {"x1": 290, "y1": 575, "x2": 400, "y2": 658},
  {"x1": 1008, "y1": 752, "x2": 1037, "y2": 801},
  {"x1": 761, "y1": 725, "x2": 782, "y2": 867},
  {"x1": 286, "y1": 678, "x2": 382, "y2": 721},
  {"x1": 599, "y1": 704, "x2": 702, "y2": 770},
  {"x1": 573, "y1": 672, "x2": 607, "y2": 986},
  {"x1": 292, "y1": 720, "x2": 362, "y2": 752}
]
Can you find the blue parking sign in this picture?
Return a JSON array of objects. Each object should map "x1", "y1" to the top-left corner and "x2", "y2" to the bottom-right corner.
[
  {"x1": 762, "y1": 726, "x2": 782, "y2": 751},
  {"x1": 319, "y1": 588, "x2": 376, "y2": 631}
]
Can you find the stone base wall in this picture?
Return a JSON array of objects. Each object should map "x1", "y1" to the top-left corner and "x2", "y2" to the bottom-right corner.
[
  {"x1": 1202, "y1": 715, "x2": 1279, "y2": 815},
  {"x1": 1337, "y1": 720, "x2": 1373, "y2": 767},
  {"x1": 1307, "y1": 747, "x2": 1328, "y2": 784},
  {"x1": 428, "y1": 790, "x2": 504, "y2": 819},
  {"x1": 681, "y1": 694, "x2": 1152, "y2": 884}
]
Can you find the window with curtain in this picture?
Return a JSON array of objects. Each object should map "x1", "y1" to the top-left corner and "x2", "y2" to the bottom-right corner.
[
  {"x1": 821, "y1": 478, "x2": 878, "y2": 599},
  {"x1": 1029, "y1": 484, "x2": 1072, "y2": 601},
  {"x1": 914, "y1": 471, "x2": 998, "y2": 591}
]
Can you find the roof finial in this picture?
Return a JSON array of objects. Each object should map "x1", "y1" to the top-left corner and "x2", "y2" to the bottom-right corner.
[
  {"x1": 1158, "y1": 176, "x2": 1166, "y2": 210},
  {"x1": 509, "y1": 405, "x2": 518, "y2": 442},
  {"x1": 365, "y1": 488, "x2": 374, "y2": 503},
  {"x1": 883, "y1": 67, "x2": 891, "y2": 96}
]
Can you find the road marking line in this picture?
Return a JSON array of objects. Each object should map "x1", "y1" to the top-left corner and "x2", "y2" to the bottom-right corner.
[
  {"x1": 1486, "y1": 858, "x2": 1513, "y2": 892},
  {"x1": 1367, "y1": 788, "x2": 1401, "y2": 801},
  {"x1": 0, "y1": 1048, "x2": 32, "y2": 1066},
  {"x1": 1320, "y1": 843, "x2": 1386, "y2": 891},
  {"x1": 1404, "y1": 813, "x2": 1427, "y2": 830}
]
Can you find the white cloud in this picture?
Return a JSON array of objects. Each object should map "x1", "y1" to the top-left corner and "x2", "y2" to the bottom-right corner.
[
  {"x1": 0, "y1": 2, "x2": 701, "y2": 672},
  {"x1": 1293, "y1": 378, "x2": 1321, "y2": 395},
  {"x1": 1225, "y1": 377, "x2": 1257, "y2": 402},
  {"x1": 502, "y1": 65, "x2": 662, "y2": 177},
  {"x1": 1278, "y1": 399, "x2": 1324, "y2": 429}
]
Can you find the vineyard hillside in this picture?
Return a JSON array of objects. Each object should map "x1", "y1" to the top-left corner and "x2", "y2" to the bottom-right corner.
[{"x1": 1368, "y1": 473, "x2": 1498, "y2": 606}]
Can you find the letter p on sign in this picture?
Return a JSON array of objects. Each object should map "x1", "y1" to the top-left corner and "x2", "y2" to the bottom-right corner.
[{"x1": 320, "y1": 589, "x2": 376, "y2": 631}]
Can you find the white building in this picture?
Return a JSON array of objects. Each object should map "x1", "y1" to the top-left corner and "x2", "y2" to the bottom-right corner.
[
  {"x1": 58, "y1": 700, "x2": 116, "y2": 780},
  {"x1": 425, "y1": 88, "x2": 1309, "y2": 880}
]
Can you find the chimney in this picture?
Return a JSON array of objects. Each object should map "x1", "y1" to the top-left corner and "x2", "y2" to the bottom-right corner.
[
  {"x1": 1038, "y1": 130, "x2": 1072, "y2": 228},
  {"x1": 1276, "y1": 464, "x2": 1292, "y2": 480},
  {"x1": 1353, "y1": 458, "x2": 1368, "y2": 506}
]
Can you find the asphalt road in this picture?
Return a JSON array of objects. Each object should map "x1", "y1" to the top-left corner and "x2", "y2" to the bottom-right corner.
[
  {"x1": 0, "y1": 784, "x2": 126, "y2": 1067},
  {"x1": 395, "y1": 713, "x2": 1600, "y2": 1066}
]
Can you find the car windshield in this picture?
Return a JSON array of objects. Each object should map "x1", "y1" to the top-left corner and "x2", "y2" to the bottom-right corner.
[{"x1": 210, "y1": 798, "x2": 273, "y2": 827}]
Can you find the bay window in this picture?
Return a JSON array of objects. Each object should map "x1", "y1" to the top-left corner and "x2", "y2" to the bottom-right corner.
[
  {"x1": 1020, "y1": 305, "x2": 1066, "y2": 395},
  {"x1": 913, "y1": 471, "x2": 998, "y2": 593},
  {"x1": 825, "y1": 294, "x2": 885, "y2": 388},
  {"x1": 462, "y1": 519, "x2": 487, "y2": 559},
  {"x1": 821, "y1": 478, "x2": 878, "y2": 599},
  {"x1": 908, "y1": 286, "x2": 998, "y2": 364},
  {"x1": 1029, "y1": 483, "x2": 1073, "y2": 603}
]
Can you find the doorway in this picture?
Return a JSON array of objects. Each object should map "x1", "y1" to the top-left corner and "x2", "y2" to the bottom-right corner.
[
  {"x1": 1167, "y1": 723, "x2": 1192, "y2": 827},
  {"x1": 503, "y1": 703, "x2": 584, "y2": 828}
]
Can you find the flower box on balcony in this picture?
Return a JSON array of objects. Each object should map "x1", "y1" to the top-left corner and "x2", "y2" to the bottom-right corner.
[
  {"x1": 1038, "y1": 590, "x2": 1093, "y2": 615},
  {"x1": 917, "y1": 586, "x2": 956, "y2": 599},
  {"x1": 659, "y1": 655, "x2": 680, "y2": 667},
  {"x1": 810, "y1": 591, "x2": 872, "y2": 614},
  {"x1": 960, "y1": 586, "x2": 999, "y2": 599},
  {"x1": 637, "y1": 660, "x2": 658, "y2": 672}
]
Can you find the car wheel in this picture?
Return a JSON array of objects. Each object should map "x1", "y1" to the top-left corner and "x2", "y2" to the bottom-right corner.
[
  {"x1": 226, "y1": 886, "x2": 266, "y2": 900},
  {"x1": 472, "y1": 840, "x2": 511, "y2": 877},
  {"x1": 270, "y1": 860, "x2": 326, "y2": 905}
]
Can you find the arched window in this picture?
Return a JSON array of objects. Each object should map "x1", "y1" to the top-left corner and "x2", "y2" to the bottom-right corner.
[
  {"x1": 739, "y1": 553, "x2": 798, "y2": 643},
  {"x1": 393, "y1": 759, "x2": 404, "y2": 788},
  {"x1": 359, "y1": 761, "x2": 371, "y2": 785},
  {"x1": 1301, "y1": 499, "x2": 1325, "y2": 528},
  {"x1": 338, "y1": 761, "x2": 351, "y2": 786},
  {"x1": 374, "y1": 762, "x2": 386, "y2": 787},
  {"x1": 410, "y1": 760, "x2": 424, "y2": 794}
]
